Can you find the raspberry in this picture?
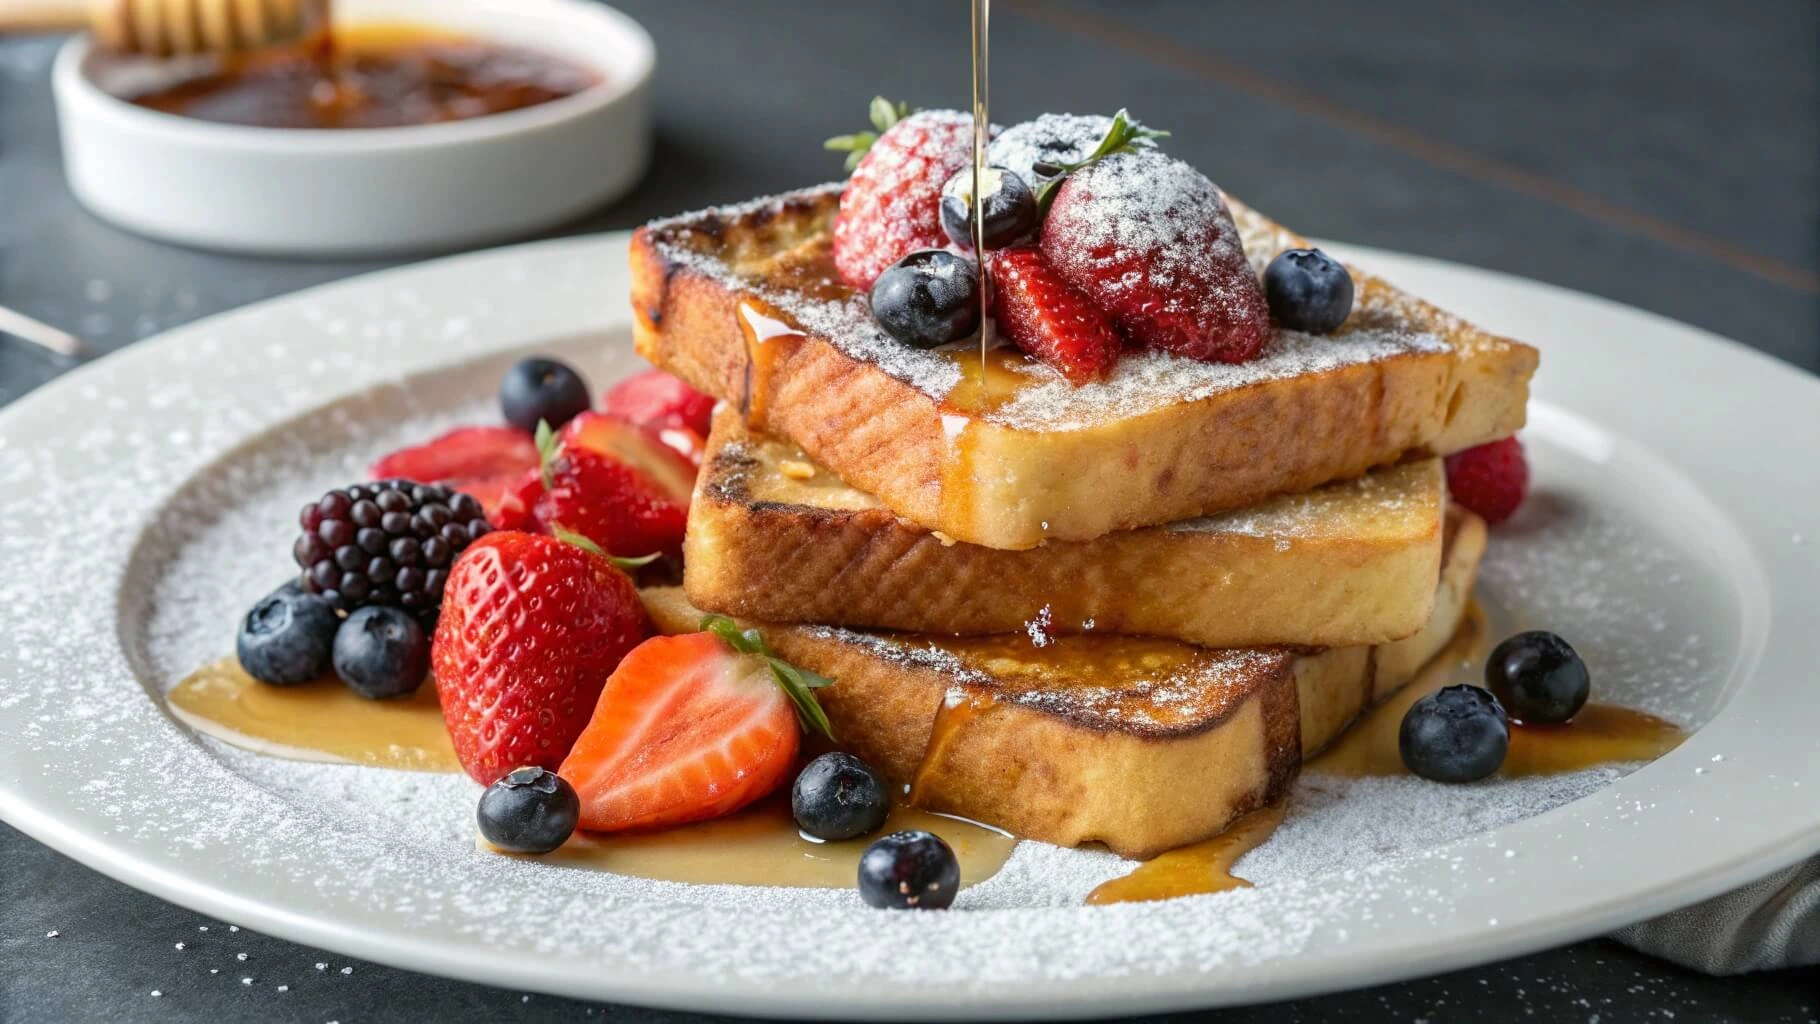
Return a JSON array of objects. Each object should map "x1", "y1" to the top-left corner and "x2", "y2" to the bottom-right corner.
[
  {"x1": 831, "y1": 109, "x2": 975, "y2": 291},
  {"x1": 294, "y1": 480, "x2": 491, "y2": 616},
  {"x1": 1445, "y1": 437, "x2": 1529, "y2": 525}
]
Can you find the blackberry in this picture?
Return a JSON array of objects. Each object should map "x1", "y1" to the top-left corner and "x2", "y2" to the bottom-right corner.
[{"x1": 294, "y1": 479, "x2": 489, "y2": 616}]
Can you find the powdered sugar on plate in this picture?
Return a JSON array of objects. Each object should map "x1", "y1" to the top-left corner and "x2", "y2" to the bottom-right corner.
[{"x1": 0, "y1": 231, "x2": 1779, "y2": 1011}]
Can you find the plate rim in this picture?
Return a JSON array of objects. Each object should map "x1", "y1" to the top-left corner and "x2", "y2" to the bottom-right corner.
[{"x1": 2, "y1": 231, "x2": 1818, "y2": 1019}]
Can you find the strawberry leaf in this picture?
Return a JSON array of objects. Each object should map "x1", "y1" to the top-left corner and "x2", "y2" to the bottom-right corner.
[
  {"x1": 534, "y1": 419, "x2": 560, "y2": 489},
  {"x1": 824, "y1": 96, "x2": 913, "y2": 172},
  {"x1": 1032, "y1": 108, "x2": 1170, "y2": 214},
  {"x1": 700, "y1": 615, "x2": 836, "y2": 739},
  {"x1": 550, "y1": 524, "x2": 605, "y2": 556}
]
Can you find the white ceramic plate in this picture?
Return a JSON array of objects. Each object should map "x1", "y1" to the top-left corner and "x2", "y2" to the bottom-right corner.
[{"x1": 1, "y1": 234, "x2": 1817, "y2": 1019}]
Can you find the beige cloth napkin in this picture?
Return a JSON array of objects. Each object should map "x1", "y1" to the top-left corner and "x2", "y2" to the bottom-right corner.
[{"x1": 1612, "y1": 860, "x2": 1820, "y2": 973}]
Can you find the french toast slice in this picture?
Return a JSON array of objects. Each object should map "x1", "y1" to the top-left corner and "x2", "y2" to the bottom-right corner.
[
  {"x1": 642, "y1": 510, "x2": 1487, "y2": 858},
  {"x1": 685, "y1": 408, "x2": 1446, "y2": 648},
  {"x1": 630, "y1": 184, "x2": 1535, "y2": 550}
]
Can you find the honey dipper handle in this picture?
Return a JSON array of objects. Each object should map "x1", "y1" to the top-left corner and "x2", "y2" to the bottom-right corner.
[{"x1": 0, "y1": 0, "x2": 94, "y2": 33}]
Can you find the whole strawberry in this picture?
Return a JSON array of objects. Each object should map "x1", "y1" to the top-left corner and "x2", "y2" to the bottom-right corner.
[
  {"x1": 827, "y1": 99, "x2": 975, "y2": 291},
  {"x1": 433, "y1": 530, "x2": 650, "y2": 785},
  {"x1": 1042, "y1": 151, "x2": 1271, "y2": 364},
  {"x1": 1445, "y1": 437, "x2": 1529, "y2": 525}
]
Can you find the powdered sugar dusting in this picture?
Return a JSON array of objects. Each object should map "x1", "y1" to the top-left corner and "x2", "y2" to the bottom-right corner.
[
  {"x1": 0, "y1": 233, "x2": 1767, "y2": 1008},
  {"x1": 643, "y1": 168, "x2": 1449, "y2": 428}
]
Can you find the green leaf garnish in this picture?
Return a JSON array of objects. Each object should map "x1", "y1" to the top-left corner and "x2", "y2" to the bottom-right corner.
[
  {"x1": 550, "y1": 525, "x2": 659, "y2": 571},
  {"x1": 1031, "y1": 108, "x2": 1170, "y2": 213},
  {"x1": 701, "y1": 614, "x2": 835, "y2": 740},
  {"x1": 824, "y1": 96, "x2": 913, "y2": 172},
  {"x1": 534, "y1": 419, "x2": 560, "y2": 489},
  {"x1": 550, "y1": 524, "x2": 604, "y2": 556}
]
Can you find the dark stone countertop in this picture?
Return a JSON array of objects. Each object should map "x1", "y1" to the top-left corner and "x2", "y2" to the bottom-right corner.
[{"x1": 2, "y1": 1, "x2": 1816, "y2": 1020}]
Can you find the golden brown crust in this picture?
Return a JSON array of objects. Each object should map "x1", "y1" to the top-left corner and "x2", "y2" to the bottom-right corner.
[
  {"x1": 631, "y1": 186, "x2": 1534, "y2": 550},
  {"x1": 686, "y1": 410, "x2": 1446, "y2": 647},
  {"x1": 639, "y1": 512, "x2": 1485, "y2": 859}
]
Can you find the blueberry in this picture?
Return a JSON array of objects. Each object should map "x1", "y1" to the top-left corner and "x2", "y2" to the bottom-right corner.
[
  {"x1": 792, "y1": 752, "x2": 891, "y2": 841},
  {"x1": 331, "y1": 606, "x2": 429, "y2": 699},
  {"x1": 499, "y1": 356, "x2": 591, "y2": 434},
  {"x1": 1264, "y1": 248, "x2": 1354, "y2": 334},
  {"x1": 868, "y1": 249, "x2": 980, "y2": 350},
  {"x1": 1399, "y1": 684, "x2": 1509, "y2": 783},
  {"x1": 477, "y1": 766, "x2": 580, "y2": 854},
  {"x1": 857, "y1": 830, "x2": 959, "y2": 909},
  {"x1": 236, "y1": 582, "x2": 340, "y2": 686},
  {"x1": 1486, "y1": 631, "x2": 1590, "y2": 725},
  {"x1": 940, "y1": 165, "x2": 1038, "y2": 251}
]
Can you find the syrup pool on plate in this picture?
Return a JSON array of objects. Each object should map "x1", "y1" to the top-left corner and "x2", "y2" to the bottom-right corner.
[
  {"x1": 488, "y1": 794, "x2": 1016, "y2": 890},
  {"x1": 165, "y1": 657, "x2": 457, "y2": 772}
]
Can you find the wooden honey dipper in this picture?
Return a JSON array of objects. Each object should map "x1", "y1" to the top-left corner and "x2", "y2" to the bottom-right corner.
[{"x1": 1, "y1": 0, "x2": 327, "y2": 56}]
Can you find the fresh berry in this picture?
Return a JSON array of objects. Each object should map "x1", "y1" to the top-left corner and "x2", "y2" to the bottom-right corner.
[
  {"x1": 1042, "y1": 152, "x2": 1271, "y2": 364},
  {"x1": 331, "y1": 605, "x2": 430, "y2": 699},
  {"x1": 533, "y1": 412, "x2": 696, "y2": 559},
  {"x1": 477, "y1": 766, "x2": 580, "y2": 854},
  {"x1": 792, "y1": 752, "x2": 891, "y2": 841},
  {"x1": 294, "y1": 480, "x2": 491, "y2": 615},
  {"x1": 829, "y1": 105, "x2": 975, "y2": 290},
  {"x1": 499, "y1": 356, "x2": 591, "y2": 434},
  {"x1": 940, "y1": 165, "x2": 1038, "y2": 251},
  {"x1": 559, "y1": 624, "x2": 832, "y2": 832},
  {"x1": 1485, "y1": 631, "x2": 1590, "y2": 725},
  {"x1": 868, "y1": 249, "x2": 981, "y2": 350},
  {"x1": 1399, "y1": 685, "x2": 1509, "y2": 783},
  {"x1": 489, "y1": 467, "x2": 545, "y2": 532},
  {"x1": 987, "y1": 112, "x2": 1117, "y2": 194},
  {"x1": 990, "y1": 247, "x2": 1122, "y2": 384},
  {"x1": 369, "y1": 425, "x2": 540, "y2": 524},
  {"x1": 1264, "y1": 248, "x2": 1354, "y2": 334},
  {"x1": 857, "y1": 830, "x2": 960, "y2": 910},
  {"x1": 600, "y1": 369, "x2": 715, "y2": 437},
  {"x1": 433, "y1": 531, "x2": 649, "y2": 784},
  {"x1": 1445, "y1": 437, "x2": 1529, "y2": 526},
  {"x1": 652, "y1": 425, "x2": 708, "y2": 470},
  {"x1": 236, "y1": 582, "x2": 339, "y2": 686}
]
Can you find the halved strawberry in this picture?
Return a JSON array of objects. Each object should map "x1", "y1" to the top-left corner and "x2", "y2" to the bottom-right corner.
[
  {"x1": 533, "y1": 413, "x2": 697, "y2": 558},
  {"x1": 560, "y1": 621, "x2": 831, "y2": 832},
  {"x1": 488, "y1": 467, "x2": 545, "y2": 532},
  {"x1": 827, "y1": 100, "x2": 976, "y2": 290},
  {"x1": 990, "y1": 247, "x2": 1122, "y2": 384},
  {"x1": 601, "y1": 369, "x2": 716, "y2": 438},
  {"x1": 370, "y1": 426, "x2": 541, "y2": 521},
  {"x1": 652, "y1": 425, "x2": 707, "y2": 470},
  {"x1": 433, "y1": 531, "x2": 650, "y2": 785}
]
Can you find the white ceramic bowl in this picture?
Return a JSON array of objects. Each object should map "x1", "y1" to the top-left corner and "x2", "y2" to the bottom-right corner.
[{"x1": 52, "y1": 0, "x2": 653, "y2": 256}]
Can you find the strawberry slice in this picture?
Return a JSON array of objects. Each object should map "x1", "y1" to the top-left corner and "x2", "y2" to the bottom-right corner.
[
  {"x1": 370, "y1": 426, "x2": 540, "y2": 521},
  {"x1": 433, "y1": 531, "x2": 650, "y2": 785},
  {"x1": 533, "y1": 412, "x2": 696, "y2": 559},
  {"x1": 990, "y1": 247, "x2": 1122, "y2": 385},
  {"x1": 601, "y1": 369, "x2": 716, "y2": 438},
  {"x1": 560, "y1": 620, "x2": 832, "y2": 832},
  {"x1": 827, "y1": 100, "x2": 976, "y2": 290}
]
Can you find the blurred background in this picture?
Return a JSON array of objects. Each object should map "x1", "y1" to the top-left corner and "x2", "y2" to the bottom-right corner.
[{"x1": 2, "y1": 1, "x2": 1816, "y2": 1020}]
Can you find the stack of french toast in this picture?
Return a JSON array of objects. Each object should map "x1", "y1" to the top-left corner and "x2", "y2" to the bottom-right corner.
[{"x1": 625, "y1": 109, "x2": 1537, "y2": 858}]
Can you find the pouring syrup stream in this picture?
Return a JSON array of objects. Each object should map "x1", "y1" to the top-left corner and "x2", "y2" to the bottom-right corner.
[{"x1": 970, "y1": 0, "x2": 993, "y2": 365}]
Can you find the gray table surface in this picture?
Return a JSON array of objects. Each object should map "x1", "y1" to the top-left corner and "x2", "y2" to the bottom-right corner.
[{"x1": 2, "y1": 1, "x2": 1817, "y2": 1020}]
